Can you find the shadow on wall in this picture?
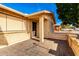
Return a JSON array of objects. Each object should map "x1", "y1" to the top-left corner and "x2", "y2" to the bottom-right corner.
[
  {"x1": 0, "y1": 27, "x2": 8, "y2": 45},
  {"x1": 48, "y1": 39, "x2": 74, "y2": 56}
]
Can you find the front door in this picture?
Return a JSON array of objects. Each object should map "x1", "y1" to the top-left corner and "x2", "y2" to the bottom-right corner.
[{"x1": 32, "y1": 22, "x2": 37, "y2": 37}]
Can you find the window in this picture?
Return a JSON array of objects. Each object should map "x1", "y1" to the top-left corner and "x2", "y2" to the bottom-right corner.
[
  {"x1": 0, "y1": 14, "x2": 6, "y2": 32},
  {"x1": 7, "y1": 16, "x2": 23, "y2": 31},
  {"x1": 0, "y1": 13, "x2": 27, "y2": 32}
]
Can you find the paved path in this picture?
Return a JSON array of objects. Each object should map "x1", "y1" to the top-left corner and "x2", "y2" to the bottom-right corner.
[{"x1": 0, "y1": 39, "x2": 74, "y2": 56}]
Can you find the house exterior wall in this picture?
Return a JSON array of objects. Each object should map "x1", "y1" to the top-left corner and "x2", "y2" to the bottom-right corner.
[
  {"x1": 36, "y1": 22, "x2": 39, "y2": 37},
  {"x1": 0, "y1": 13, "x2": 56, "y2": 45},
  {"x1": 30, "y1": 15, "x2": 55, "y2": 40},
  {"x1": 44, "y1": 15, "x2": 55, "y2": 38},
  {"x1": 0, "y1": 6, "x2": 56, "y2": 45},
  {"x1": 0, "y1": 13, "x2": 31, "y2": 45},
  {"x1": 44, "y1": 19, "x2": 51, "y2": 37}
]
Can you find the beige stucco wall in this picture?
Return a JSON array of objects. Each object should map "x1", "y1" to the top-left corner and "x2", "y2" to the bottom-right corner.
[
  {"x1": 0, "y1": 14, "x2": 31, "y2": 45},
  {"x1": 36, "y1": 22, "x2": 39, "y2": 37},
  {"x1": 30, "y1": 15, "x2": 55, "y2": 39},
  {"x1": 44, "y1": 19, "x2": 50, "y2": 37},
  {"x1": 4, "y1": 32, "x2": 30, "y2": 45},
  {"x1": 44, "y1": 15, "x2": 54, "y2": 38},
  {"x1": 0, "y1": 12, "x2": 56, "y2": 45}
]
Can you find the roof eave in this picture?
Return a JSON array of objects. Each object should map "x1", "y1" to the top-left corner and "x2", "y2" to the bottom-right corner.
[{"x1": 0, "y1": 4, "x2": 28, "y2": 16}]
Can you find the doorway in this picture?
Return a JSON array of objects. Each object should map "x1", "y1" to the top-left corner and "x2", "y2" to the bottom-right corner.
[{"x1": 32, "y1": 22, "x2": 37, "y2": 37}]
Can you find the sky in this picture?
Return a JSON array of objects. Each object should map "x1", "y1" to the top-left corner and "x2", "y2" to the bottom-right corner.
[{"x1": 2, "y1": 3, "x2": 62, "y2": 25}]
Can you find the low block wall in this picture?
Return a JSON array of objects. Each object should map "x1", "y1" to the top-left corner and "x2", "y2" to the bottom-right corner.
[
  {"x1": 0, "y1": 31, "x2": 30, "y2": 45},
  {"x1": 68, "y1": 35, "x2": 79, "y2": 56},
  {"x1": 45, "y1": 32, "x2": 67, "y2": 40}
]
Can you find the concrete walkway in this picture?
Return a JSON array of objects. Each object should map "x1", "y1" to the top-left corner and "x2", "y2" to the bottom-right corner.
[{"x1": 0, "y1": 39, "x2": 74, "y2": 56}]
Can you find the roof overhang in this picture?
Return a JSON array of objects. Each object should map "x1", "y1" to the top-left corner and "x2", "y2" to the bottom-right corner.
[
  {"x1": 0, "y1": 4, "x2": 27, "y2": 16},
  {"x1": 0, "y1": 4, "x2": 56, "y2": 24},
  {"x1": 26, "y1": 10, "x2": 56, "y2": 24},
  {"x1": 0, "y1": 4, "x2": 27, "y2": 19}
]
